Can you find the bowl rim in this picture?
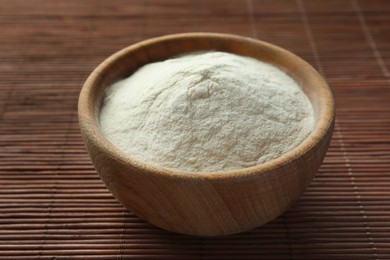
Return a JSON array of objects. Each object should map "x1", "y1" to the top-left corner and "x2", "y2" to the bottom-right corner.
[{"x1": 78, "y1": 32, "x2": 335, "y2": 181}]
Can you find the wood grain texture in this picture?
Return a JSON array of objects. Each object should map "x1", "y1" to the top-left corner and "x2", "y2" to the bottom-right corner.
[
  {"x1": 1, "y1": 0, "x2": 390, "y2": 258},
  {"x1": 78, "y1": 33, "x2": 335, "y2": 236}
]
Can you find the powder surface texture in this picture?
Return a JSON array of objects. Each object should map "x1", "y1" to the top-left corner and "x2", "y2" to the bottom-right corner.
[{"x1": 100, "y1": 52, "x2": 314, "y2": 172}]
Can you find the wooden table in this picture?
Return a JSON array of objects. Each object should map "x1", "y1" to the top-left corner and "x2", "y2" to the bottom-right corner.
[{"x1": 1, "y1": 0, "x2": 389, "y2": 259}]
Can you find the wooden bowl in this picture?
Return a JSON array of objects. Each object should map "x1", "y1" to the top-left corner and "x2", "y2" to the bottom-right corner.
[{"x1": 78, "y1": 33, "x2": 335, "y2": 236}]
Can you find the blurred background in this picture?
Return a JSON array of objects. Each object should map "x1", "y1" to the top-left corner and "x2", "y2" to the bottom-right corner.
[{"x1": 1, "y1": 0, "x2": 389, "y2": 259}]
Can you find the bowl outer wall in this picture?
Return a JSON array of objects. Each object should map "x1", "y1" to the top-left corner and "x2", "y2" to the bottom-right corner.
[{"x1": 78, "y1": 32, "x2": 335, "y2": 236}]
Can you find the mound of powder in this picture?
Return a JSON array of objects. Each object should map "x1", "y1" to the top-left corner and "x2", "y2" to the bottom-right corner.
[{"x1": 100, "y1": 51, "x2": 314, "y2": 172}]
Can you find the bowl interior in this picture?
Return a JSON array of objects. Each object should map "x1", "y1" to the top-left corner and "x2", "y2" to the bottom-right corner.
[{"x1": 80, "y1": 33, "x2": 334, "y2": 177}]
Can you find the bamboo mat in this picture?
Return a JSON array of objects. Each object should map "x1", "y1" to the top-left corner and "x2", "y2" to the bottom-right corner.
[{"x1": 1, "y1": 0, "x2": 390, "y2": 259}]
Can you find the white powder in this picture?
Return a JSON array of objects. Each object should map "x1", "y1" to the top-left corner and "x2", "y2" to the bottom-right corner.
[{"x1": 100, "y1": 52, "x2": 314, "y2": 172}]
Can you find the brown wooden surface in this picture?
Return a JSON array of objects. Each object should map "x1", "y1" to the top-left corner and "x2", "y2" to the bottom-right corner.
[{"x1": 1, "y1": 0, "x2": 389, "y2": 258}]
